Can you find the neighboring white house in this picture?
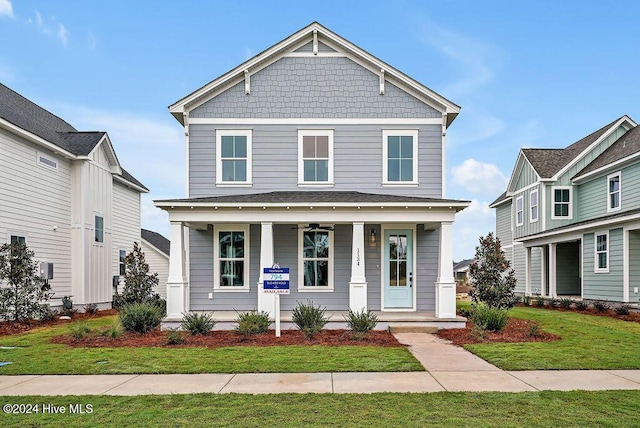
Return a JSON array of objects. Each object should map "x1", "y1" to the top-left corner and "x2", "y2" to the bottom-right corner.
[
  {"x1": 141, "y1": 228, "x2": 170, "y2": 300},
  {"x1": 0, "y1": 83, "x2": 148, "y2": 308}
]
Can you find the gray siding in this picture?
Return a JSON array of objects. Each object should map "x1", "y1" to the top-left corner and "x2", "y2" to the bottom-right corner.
[
  {"x1": 495, "y1": 202, "x2": 512, "y2": 247},
  {"x1": 582, "y1": 228, "x2": 623, "y2": 301},
  {"x1": 629, "y1": 231, "x2": 640, "y2": 302},
  {"x1": 513, "y1": 243, "x2": 526, "y2": 294},
  {"x1": 191, "y1": 57, "x2": 441, "y2": 119},
  {"x1": 578, "y1": 162, "x2": 640, "y2": 222},
  {"x1": 365, "y1": 224, "x2": 382, "y2": 310},
  {"x1": 189, "y1": 123, "x2": 443, "y2": 198},
  {"x1": 530, "y1": 247, "x2": 542, "y2": 294},
  {"x1": 513, "y1": 184, "x2": 542, "y2": 239},
  {"x1": 556, "y1": 242, "x2": 580, "y2": 295},
  {"x1": 415, "y1": 227, "x2": 438, "y2": 311}
]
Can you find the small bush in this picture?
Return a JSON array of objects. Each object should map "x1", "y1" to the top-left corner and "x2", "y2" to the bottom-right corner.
[
  {"x1": 593, "y1": 300, "x2": 611, "y2": 313},
  {"x1": 181, "y1": 312, "x2": 216, "y2": 335},
  {"x1": 470, "y1": 325, "x2": 487, "y2": 340},
  {"x1": 615, "y1": 305, "x2": 631, "y2": 316},
  {"x1": 535, "y1": 296, "x2": 545, "y2": 307},
  {"x1": 528, "y1": 322, "x2": 541, "y2": 338},
  {"x1": 98, "y1": 321, "x2": 122, "y2": 339},
  {"x1": 119, "y1": 302, "x2": 163, "y2": 333},
  {"x1": 549, "y1": 298, "x2": 561, "y2": 308},
  {"x1": 39, "y1": 306, "x2": 58, "y2": 322},
  {"x1": 458, "y1": 307, "x2": 472, "y2": 318},
  {"x1": 83, "y1": 303, "x2": 99, "y2": 314},
  {"x1": 235, "y1": 310, "x2": 271, "y2": 336},
  {"x1": 522, "y1": 295, "x2": 531, "y2": 306},
  {"x1": 559, "y1": 298, "x2": 573, "y2": 309},
  {"x1": 69, "y1": 322, "x2": 92, "y2": 340},
  {"x1": 166, "y1": 328, "x2": 187, "y2": 345},
  {"x1": 344, "y1": 309, "x2": 379, "y2": 339},
  {"x1": 291, "y1": 300, "x2": 329, "y2": 339},
  {"x1": 470, "y1": 304, "x2": 509, "y2": 332},
  {"x1": 575, "y1": 300, "x2": 589, "y2": 311}
]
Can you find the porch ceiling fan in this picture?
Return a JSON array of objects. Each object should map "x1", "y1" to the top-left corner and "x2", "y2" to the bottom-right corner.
[{"x1": 291, "y1": 223, "x2": 334, "y2": 231}]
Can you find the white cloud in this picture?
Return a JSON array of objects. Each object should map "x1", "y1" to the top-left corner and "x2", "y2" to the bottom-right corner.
[
  {"x1": 0, "y1": 0, "x2": 13, "y2": 18},
  {"x1": 451, "y1": 159, "x2": 508, "y2": 197},
  {"x1": 452, "y1": 199, "x2": 495, "y2": 260},
  {"x1": 27, "y1": 10, "x2": 68, "y2": 46},
  {"x1": 57, "y1": 23, "x2": 68, "y2": 47},
  {"x1": 35, "y1": 10, "x2": 42, "y2": 26}
]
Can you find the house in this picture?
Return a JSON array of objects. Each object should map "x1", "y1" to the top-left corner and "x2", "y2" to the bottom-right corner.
[
  {"x1": 141, "y1": 228, "x2": 170, "y2": 299},
  {"x1": 0, "y1": 83, "x2": 148, "y2": 308},
  {"x1": 453, "y1": 259, "x2": 475, "y2": 283},
  {"x1": 492, "y1": 115, "x2": 640, "y2": 303},
  {"x1": 155, "y1": 22, "x2": 469, "y2": 328}
]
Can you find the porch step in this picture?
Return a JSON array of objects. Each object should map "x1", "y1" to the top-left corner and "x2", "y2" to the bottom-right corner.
[{"x1": 388, "y1": 323, "x2": 438, "y2": 334}]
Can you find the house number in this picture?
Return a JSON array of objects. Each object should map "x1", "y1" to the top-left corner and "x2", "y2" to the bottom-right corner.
[{"x1": 356, "y1": 248, "x2": 360, "y2": 266}]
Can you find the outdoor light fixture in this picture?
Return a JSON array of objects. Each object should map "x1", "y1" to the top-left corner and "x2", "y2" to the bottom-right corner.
[{"x1": 369, "y1": 229, "x2": 377, "y2": 245}]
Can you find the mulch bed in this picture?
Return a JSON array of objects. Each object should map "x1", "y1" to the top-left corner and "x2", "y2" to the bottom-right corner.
[
  {"x1": 0, "y1": 309, "x2": 118, "y2": 336},
  {"x1": 522, "y1": 304, "x2": 640, "y2": 323},
  {"x1": 51, "y1": 329, "x2": 405, "y2": 349},
  {"x1": 437, "y1": 318, "x2": 561, "y2": 345}
]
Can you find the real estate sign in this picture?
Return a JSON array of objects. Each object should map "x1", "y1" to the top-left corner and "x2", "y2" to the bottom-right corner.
[{"x1": 263, "y1": 267, "x2": 290, "y2": 294}]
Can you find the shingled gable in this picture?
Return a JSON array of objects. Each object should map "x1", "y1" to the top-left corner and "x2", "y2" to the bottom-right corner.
[{"x1": 169, "y1": 21, "x2": 460, "y2": 127}]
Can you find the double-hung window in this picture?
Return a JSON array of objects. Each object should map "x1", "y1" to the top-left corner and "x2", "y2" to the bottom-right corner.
[
  {"x1": 515, "y1": 196, "x2": 524, "y2": 226},
  {"x1": 595, "y1": 232, "x2": 609, "y2": 273},
  {"x1": 383, "y1": 130, "x2": 418, "y2": 185},
  {"x1": 216, "y1": 130, "x2": 252, "y2": 185},
  {"x1": 94, "y1": 215, "x2": 104, "y2": 243},
  {"x1": 552, "y1": 187, "x2": 572, "y2": 219},
  {"x1": 608, "y1": 172, "x2": 621, "y2": 212},
  {"x1": 298, "y1": 130, "x2": 333, "y2": 185},
  {"x1": 529, "y1": 189, "x2": 539, "y2": 223},
  {"x1": 119, "y1": 250, "x2": 127, "y2": 276},
  {"x1": 299, "y1": 228, "x2": 333, "y2": 291},
  {"x1": 214, "y1": 226, "x2": 249, "y2": 291}
]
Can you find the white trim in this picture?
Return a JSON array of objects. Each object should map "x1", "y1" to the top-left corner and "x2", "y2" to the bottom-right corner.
[
  {"x1": 551, "y1": 186, "x2": 573, "y2": 220},
  {"x1": 283, "y1": 52, "x2": 346, "y2": 58},
  {"x1": 215, "y1": 129, "x2": 252, "y2": 186},
  {"x1": 442, "y1": 114, "x2": 447, "y2": 197},
  {"x1": 141, "y1": 238, "x2": 170, "y2": 260},
  {"x1": 573, "y1": 149, "x2": 640, "y2": 183},
  {"x1": 505, "y1": 151, "x2": 542, "y2": 195},
  {"x1": 0, "y1": 117, "x2": 76, "y2": 158},
  {"x1": 156, "y1": 200, "x2": 468, "y2": 210},
  {"x1": 623, "y1": 228, "x2": 630, "y2": 302},
  {"x1": 113, "y1": 175, "x2": 148, "y2": 193},
  {"x1": 213, "y1": 224, "x2": 251, "y2": 291},
  {"x1": 189, "y1": 117, "x2": 442, "y2": 125},
  {"x1": 382, "y1": 129, "x2": 419, "y2": 185},
  {"x1": 36, "y1": 151, "x2": 58, "y2": 172},
  {"x1": 594, "y1": 231, "x2": 609, "y2": 274},
  {"x1": 94, "y1": 214, "x2": 105, "y2": 245},
  {"x1": 8, "y1": 232, "x2": 28, "y2": 245},
  {"x1": 380, "y1": 224, "x2": 417, "y2": 312},
  {"x1": 541, "y1": 185, "x2": 547, "y2": 230},
  {"x1": 297, "y1": 226, "x2": 334, "y2": 292},
  {"x1": 298, "y1": 129, "x2": 334, "y2": 185},
  {"x1": 607, "y1": 171, "x2": 621, "y2": 213},
  {"x1": 529, "y1": 188, "x2": 539, "y2": 223},
  {"x1": 512, "y1": 181, "x2": 541, "y2": 195},
  {"x1": 118, "y1": 249, "x2": 127, "y2": 277},
  {"x1": 515, "y1": 195, "x2": 524, "y2": 227}
]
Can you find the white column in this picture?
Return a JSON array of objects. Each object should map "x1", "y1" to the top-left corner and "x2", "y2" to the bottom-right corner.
[
  {"x1": 548, "y1": 243, "x2": 557, "y2": 298},
  {"x1": 540, "y1": 247, "x2": 547, "y2": 296},
  {"x1": 349, "y1": 222, "x2": 368, "y2": 312},
  {"x1": 525, "y1": 246, "x2": 532, "y2": 296},
  {"x1": 166, "y1": 222, "x2": 188, "y2": 319},
  {"x1": 435, "y1": 222, "x2": 456, "y2": 318},
  {"x1": 258, "y1": 222, "x2": 276, "y2": 317}
]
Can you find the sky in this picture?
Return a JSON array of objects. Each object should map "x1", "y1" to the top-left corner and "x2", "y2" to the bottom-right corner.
[{"x1": 1, "y1": 0, "x2": 640, "y2": 261}]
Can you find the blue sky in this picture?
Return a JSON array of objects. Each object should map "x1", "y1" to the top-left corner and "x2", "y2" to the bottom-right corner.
[{"x1": 1, "y1": 0, "x2": 639, "y2": 260}]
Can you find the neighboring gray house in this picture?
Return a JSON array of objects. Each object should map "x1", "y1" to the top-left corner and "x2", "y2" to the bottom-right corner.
[
  {"x1": 0, "y1": 83, "x2": 148, "y2": 308},
  {"x1": 453, "y1": 259, "x2": 475, "y2": 283},
  {"x1": 156, "y1": 22, "x2": 468, "y2": 326},
  {"x1": 492, "y1": 115, "x2": 640, "y2": 303},
  {"x1": 141, "y1": 228, "x2": 170, "y2": 300}
]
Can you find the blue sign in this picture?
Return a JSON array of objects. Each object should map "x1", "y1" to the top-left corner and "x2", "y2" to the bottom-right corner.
[{"x1": 264, "y1": 267, "x2": 290, "y2": 293}]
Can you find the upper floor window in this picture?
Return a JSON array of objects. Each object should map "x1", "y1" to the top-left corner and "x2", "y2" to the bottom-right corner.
[
  {"x1": 552, "y1": 186, "x2": 572, "y2": 219},
  {"x1": 595, "y1": 232, "x2": 609, "y2": 273},
  {"x1": 213, "y1": 225, "x2": 250, "y2": 291},
  {"x1": 299, "y1": 228, "x2": 333, "y2": 291},
  {"x1": 382, "y1": 130, "x2": 418, "y2": 185},
  {"x1": 94, "y1": 215, "x2": 104, "y2": 243},
  {"x1": 216, "y1": 130, "x2": 252, "y2": 185},
  {"x1": 298, "y1": 130, "x2": 334, "y2": 185},
  {"x1": 608, "y1": 172, "x2": 621, "y2": 212},
  {"x1": 515, "y1": 195, "x2": 524, "y2": 226},
  {"x1": 530, "y1": 189, "x2": 539, "y2": 223}
]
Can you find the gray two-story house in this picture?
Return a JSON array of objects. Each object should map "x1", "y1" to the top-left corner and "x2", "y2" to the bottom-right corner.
[
  {"x1": 492, "y1": 115, "x2": 640, "y2": 303},
  {"x1": 156, "y1": 22, "x2": 469, "y2": 327}
]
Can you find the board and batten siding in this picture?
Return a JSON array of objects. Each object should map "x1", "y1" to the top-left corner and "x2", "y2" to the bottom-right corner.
[
  {"x1": 189, "y1": 123, "x2": 443, "y2": 198},
  {"x1": 112, "y1": 181, "x2": 141, "y2": 288},
  {"x1": 582, "y1": 228, "x2": 624, "y2": 301},
  {"x1": 141, "y1": 240, "x2": 169, "y2": 300},
  {"x1": 513, "y1": 184, "x2": 542, "y2": 239},
  {"x1": 0, "y1": 127, "x2": 73, "y2": 298},
  {"x1": 578, "y1": 162, "x2": 640, "y2": 222}
]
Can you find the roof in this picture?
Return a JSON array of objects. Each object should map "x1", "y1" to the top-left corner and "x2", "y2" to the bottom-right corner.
[
  {"x1": 574, "y1": 125, "x2": 640, "y2": 179},
  {"x1": 120, "y1": 168, "x2": 149, "y2": 192},
  {"x1": 156, "y1": 191, "x2": 470, "y2": 206},
  {"x1": 489, "y1": 191, "x2": 509, "y2": 207},
  {"x1": 141, "y1": 229, "x2": 170, "y2": 256},
  {"x1": 57, "y1": 132, "x2": 106, "y2": 156},
  {"x1": 453, "y1": 259, "x2": 475, "y2": 272},
  {"x1": 170, "y1": 22, "x2": 460, "y2": 127}
]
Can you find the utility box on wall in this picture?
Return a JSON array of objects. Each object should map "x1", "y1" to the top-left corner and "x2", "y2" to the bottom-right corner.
[{"x1": 39, "y1": 262, "x2": 54, "y2": 280}]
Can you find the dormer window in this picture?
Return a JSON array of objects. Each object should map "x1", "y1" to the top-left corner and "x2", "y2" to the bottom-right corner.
[
  {"x1": 552, "y1": 186, "x2": 572, "y2": 219},
  {"x1": 216, "y1": 130, "x2": 252, "y2": 186},
  {"x1": 608, "y1": 172, "x2": 621, "y2": 212}
]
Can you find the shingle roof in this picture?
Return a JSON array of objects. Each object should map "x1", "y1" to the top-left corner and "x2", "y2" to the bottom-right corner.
[
  {"x1": 490, "y1": 191, "x2": 509, "y2": 207},
  {"x1": 157, "y1": 191, "x2": 470, "y2": 205},
  {"x1": 120, "y1": 168, "x2": 149, "y2": 191},
  {"x1": 141, "y1": 229, "x2": 170, "y2": 256},
  {"x1": 57, "y1": 131, "x2": 106, "y2": 156},
  {"x1": 574, "y1": 125, "x2": 640, "y2": 178}
]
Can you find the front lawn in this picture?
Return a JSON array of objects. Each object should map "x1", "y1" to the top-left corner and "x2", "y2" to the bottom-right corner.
[
  {"x1": 1, "y1": 391, "x2": 640, "y2": 427},
  {"x1": 0, "y1": 316, "x2": 422, "y2": 374}
]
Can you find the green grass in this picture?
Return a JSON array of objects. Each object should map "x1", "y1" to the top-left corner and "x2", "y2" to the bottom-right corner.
[
  {"x1": 0, "y1": 316, "x2": 421, "y2": 374},
  {"x1": 459, "y1": 302, "x2": 640, "y2": 370},
  {"x1": 1, "y1": 391, "x2": 639, "y2": 427}
]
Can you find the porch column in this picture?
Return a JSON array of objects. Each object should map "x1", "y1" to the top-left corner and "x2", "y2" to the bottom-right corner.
[
  {"x1": 525, "y1": 246, "x2": 532, "y2": 296},
  {"x1": 166, "y1": 222, "x2": 188, "y2": 319},
  {"x1": 435, "y1": 221, "x2": 456, "y2": 318},
  {"x1": 548, "y1": 243, "x2": 557, "y2": 298},
  {"x1": 349, "y1": 222, "x2": 368, "y2": 312},
  {"x1": 258, "y1": 222, "x2": 276, "y2": 317}
]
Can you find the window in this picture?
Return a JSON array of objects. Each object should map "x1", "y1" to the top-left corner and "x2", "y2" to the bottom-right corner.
[
  {"x1": 515, "y1": 196, "x2": 524, "y2": 226},
  {"x1": 119, "y1": 250, "x2": 127, "y2": 276},
  {"x1": 37, "y1": 151, "x2": 58, "y2": 171},
  {"x1": 299, "y1": 228, "x2": 333, "y2": 291},
  {"x1": 213, "y1": 226, "x2": 249, "y2": 291},
  {"x1": 216, "y1": 130, "x2": 252, "y2": 185},
  {"x1": 608, "y1": 172, "x2": 621, "y2": 212},
  {"x1": 10, "y1": 235, "x2": 26, "y2": 245},
  {"x1": 552, "y1": 187, "x2": 572, "y2": 219},
  {"x1": 298, "y1": 130, "x2": 334, "y2": 185},
  {"x1": 530, "y1": 189, "x2": 539, "y2": 223},
  {"x1": 595, "y1": 232, "x2": 609, "y2": 273},
  {"x1": 94, "y1": 215, "x2": 104, "y2": 243},
  {"x1": 383, "y1": 130, "x2": 418, "y2": 184}
]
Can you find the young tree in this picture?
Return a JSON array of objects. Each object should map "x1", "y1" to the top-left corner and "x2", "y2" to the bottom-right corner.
[
  {"x1": 469, "y1": 232, "x2": 518, "y2": 310},
  {"x1": 0, "y1": 241, "x2": 51, "y2": 322},
  {"x1": 114, "y1": 242, "x2": 160, "y2": 307}
]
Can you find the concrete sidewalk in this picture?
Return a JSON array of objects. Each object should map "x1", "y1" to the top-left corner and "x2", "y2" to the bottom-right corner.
[{"x1": 1, "y1": 333, "x2": 640, "y2": 395}]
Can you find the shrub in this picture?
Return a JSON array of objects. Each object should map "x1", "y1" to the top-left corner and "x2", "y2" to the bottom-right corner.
[
  {"x1": 344, "y1": 309, "x2": 379, "y2": 339},
  {"x1": 107, "y1": 322, "x2": 122, "y2": 339},
  {"x1": 535, "y1": 296, "x2": 545, "y2": 307},
  {"x1": 559, "y1": 298, "x2": 573, "y2": 309},
  {"x1": 291, "y1": 300, "x2": 329, "y2": 339},
  {"x1": 528, "y1": 322, "x2": 541, "y2": 338},
  {"x1": 470, "y1": 304, "x2": 509, "y2": 332},
  {"x1": 181, "y1": 312, "x2": 216, "y2": 335},
  {"x1": 549, "y1": 298, "x2": 561, "y2": 308},
  {"x1": 593, "y1": 300, "x2": 611, "y2": 313},
  {"x1": 469, "y1": 233, "x2": 517, "y2": 310},
  {"x1": 69, "y1": 322, "x2": 92, "y2": 340},
  {"x1": 235, "y1": 310, "x2": 271, "y2": 336},
  {"x1": 574, "y1": 300, "x2": 589, "y2": 311},
  {"x1": 166, "y1": 328, "x2": 187, "y2": 345},
  {"x1": 615, "y1": 305, "x2": 631, "y2": 316},
  {"x1": 522, "y1": 295, "x2": 531, "y2": 306},
  {"x1": 458, "y1": 307, "x2": 472, "y2": 318},
  {"x1": 39, "y1": 306, "x2": 58, "y2": 322},
  {"x1": 119, "y1": 302, "x2": 163, "y2": 333},
  {"x1": 470, "y1": 325, "x2": 487, "y2": 340},
  {"x1": 83, "y1": 303, "x2": 99, "y2": 314},
  {"x1": 112, "y1": 242, "x2": 161, "y2": 309}
]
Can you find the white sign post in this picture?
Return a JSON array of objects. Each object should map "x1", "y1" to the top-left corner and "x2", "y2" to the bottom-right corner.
[{"x1": 263, "y1": 266, "x2": 289, "y2": 337}]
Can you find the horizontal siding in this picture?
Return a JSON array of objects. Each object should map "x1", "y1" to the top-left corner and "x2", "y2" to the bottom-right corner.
[
  {"x1": 141, "y1": 242, "x2": 169, "y2": 300},
  {"x1": 556, "y1": 242, "x2": 580, "y2": 295},
  {"x1": 629, "y1": 231, "x2": 640, "y2": 302},
  {"x1": 415, "y1": 227, "x2": 438, "y2": 311},
  {"x1": 495, "y1": 203, "x2": 512, "y2": 247},
  {"x1": 530, "y1": 247, "x2": 542, "y2": 295},
  {"x1": 582, "y1": 228, "x2": 623, "y2": 301},
  {"x1": 112, "y1": 182, "x2": 141, "y2": 284},
  {"x1": 512, "y1": 244, "x2": 526, "y2": 294}
]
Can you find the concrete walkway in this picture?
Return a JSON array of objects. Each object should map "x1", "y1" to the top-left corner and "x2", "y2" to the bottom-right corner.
[{"x1": 1, "y1": 333, "x2": 640, "y2": 395}]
